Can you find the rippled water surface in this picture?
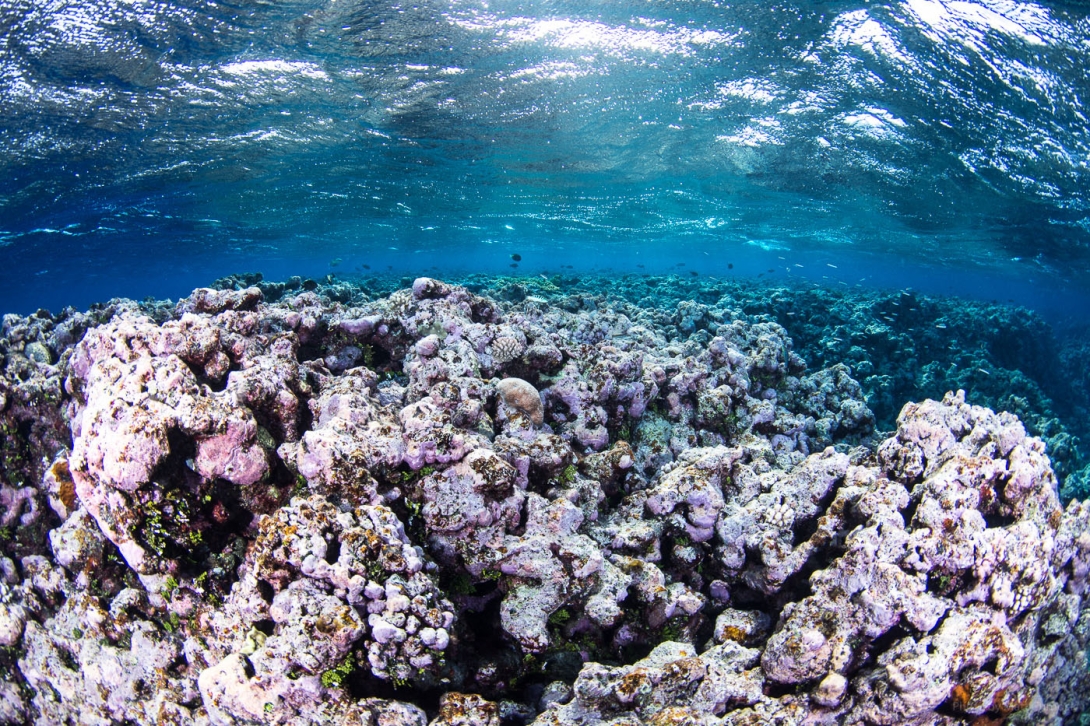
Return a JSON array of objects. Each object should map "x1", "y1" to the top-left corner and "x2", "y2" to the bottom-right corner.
[{"x1": 1, "y1": 0, "x2": 1089, "y2": 316}]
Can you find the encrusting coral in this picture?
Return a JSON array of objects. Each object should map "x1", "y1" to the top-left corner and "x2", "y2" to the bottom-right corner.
[{"x1": 0, "y1": 276, "x2": 1087, "y2": 725}]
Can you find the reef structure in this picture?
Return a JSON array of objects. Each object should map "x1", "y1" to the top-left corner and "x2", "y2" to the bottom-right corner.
[{"x1": 0, "y1": 277, "x2": 1087, "y2": 725}]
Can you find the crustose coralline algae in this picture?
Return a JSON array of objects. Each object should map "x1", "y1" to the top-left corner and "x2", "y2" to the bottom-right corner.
[{"x1": 0, "y1": 277, "x2": 1087, "y2": 725}]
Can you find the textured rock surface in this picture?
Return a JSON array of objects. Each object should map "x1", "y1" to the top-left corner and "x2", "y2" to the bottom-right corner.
[{"x1": 0, "y1": 276, "x2": 1087, "y2": 725}]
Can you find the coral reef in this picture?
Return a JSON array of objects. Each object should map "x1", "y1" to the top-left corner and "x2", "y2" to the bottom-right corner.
[{"x1": 0, "y1": 275, "x2": 1087, "y2": 725}]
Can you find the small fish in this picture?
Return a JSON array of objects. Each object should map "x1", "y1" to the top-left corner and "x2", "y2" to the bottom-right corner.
[
  {"x1": 935, "y1": 323, "x2": 947, "y2": 329},
  {"x1": 511, "y1": 253, "x2": 522, "y2": 261},
  {"x1": 728, "y1": 263, "x2": 734, "y2": 269},
  {"x1": 977, "y1": 368, "x2": 991, "y2": 376},
  {"x1": 362, "y1": 264, "x2": 371, "y2": 269},
  {"x1": 510, "y1": 263, "x2": 518, "y2": 268},
  {"x1": 827, "y1": 263, "x2": 838, "y2": 268}
]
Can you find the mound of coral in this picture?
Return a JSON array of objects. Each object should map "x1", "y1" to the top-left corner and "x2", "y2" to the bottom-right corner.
[
  {"x1": 0, "y1": 277, "x2": 1088, "y2": 725},
  {"x1": 214, "y1": 270, "x2": 1090, "y2": 500}
]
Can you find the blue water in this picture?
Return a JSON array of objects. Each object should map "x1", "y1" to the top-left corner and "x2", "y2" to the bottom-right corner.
[{"x1": 1, "y1": 0, "x2": 1089, "y2": 321}]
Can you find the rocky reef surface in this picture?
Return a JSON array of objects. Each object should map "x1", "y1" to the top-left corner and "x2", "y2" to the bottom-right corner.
[
  {"x1": 212, "y1": 271, "x2": 1090, "y2": 502},
  {"x1": 0, "y1": 275, "x2": 1088, "y2": 725}
]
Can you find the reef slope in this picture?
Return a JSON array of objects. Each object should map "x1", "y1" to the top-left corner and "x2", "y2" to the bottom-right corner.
[{"x1": 0, "y1": 277, "x2": 1087, "y2": 725}]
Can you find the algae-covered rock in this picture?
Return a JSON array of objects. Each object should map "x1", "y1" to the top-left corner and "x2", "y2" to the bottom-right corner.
[{"x1": 0, "y1": 276, "x2": 1087, "y2": 726}]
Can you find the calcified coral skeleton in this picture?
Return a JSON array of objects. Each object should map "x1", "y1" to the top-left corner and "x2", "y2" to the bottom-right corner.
[{"x1": 0, "y1": 277, "x2": 1086, "y2": 726}]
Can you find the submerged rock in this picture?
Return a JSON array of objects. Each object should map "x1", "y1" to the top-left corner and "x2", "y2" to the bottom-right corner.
[
  {"x1": 496, "y1": 377, "x2": 544, "y2": 428},
  {"x1": 0, "y1": 276, "x2": 1087, "y2": 725}
]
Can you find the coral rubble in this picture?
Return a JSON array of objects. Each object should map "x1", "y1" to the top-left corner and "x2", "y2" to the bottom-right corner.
[{"x1": 0, "y1": 276, "x2": 1087, "y2": 725}]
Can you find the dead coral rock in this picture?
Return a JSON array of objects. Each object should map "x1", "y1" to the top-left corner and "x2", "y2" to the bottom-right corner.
[
  {"x1": 533, "y1": 641, "x2": 764, "y2": 725},
  {"x1": 0, "y1": 680, "x2": 26, "y2": 724},
  {"x1": 761, "y1": 390, "x2": 1088, "y2": 725},
  {"x1": 429, "y1": 692, "x2": 500, "y2": 726},
  {"x1": 646, "y1": 445, "x2": 739, "y2": 543},
  {"x1": 579, "y1": 440, "x2": 635, "y2": 493},
  {"x1": 252, "y1": 496, "x2": 452, "y2": 681},
  {"x1": 288, "y1": 367, "x2": 398, "y2": 499},
  {"x1": 400, "y1": 394, "x2": 487, "y2": 470},
  {"x1": 63, "y1": 309, "x2": 317, "y2": 589},
  {"x1": 853, "y1": 606, "x2": 1027, "y2": 722},
  {"x1": 68, "y1": 342, "x2": 268, "y2": 583},
  {"x1": 6, "y1": 281, "x2": 1090, "y2": 726},
  {"x1": 0, "y1": 580, "x2": 32, "y2": 648},
  {"x1": 198, "y1": 493, "x2": 454, "y2": 723},
  {"x1": 412, "y1": 277, "x2": 454, "y2": 300},
  {"x1": 419, "y1": 448, "x2": 524, "y2": 575},
  {"x1": 178, "y1": 286, "x2": 263, "y2": 314},
  {"x1": 20, "y1": 590, "x2": 199, "y2": 725},
  {"x1": 493, "y1": 431, "x2": 576, "y2": 489},
  {"x1": 47, "y1": 507, "x2": 104, "y2": 574},
  {"x1": 496, "y1": 494, "x2": 606, "y2": 652},
  {"x1": 712, "y1": 608, "x2": 772, "y2": 649},
  {"x1": 713, "y1": 445, "x2": 851, "y2": 593}
]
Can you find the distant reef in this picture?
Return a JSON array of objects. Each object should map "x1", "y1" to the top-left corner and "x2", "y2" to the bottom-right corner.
[{"x1": 0, "y1": 275, "x2": 1088, "y2": 725}]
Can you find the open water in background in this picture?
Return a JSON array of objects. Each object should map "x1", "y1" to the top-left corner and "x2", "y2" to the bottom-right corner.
[{"x1": 0, "y1": 0, "x2": 1089, "y2": 325}]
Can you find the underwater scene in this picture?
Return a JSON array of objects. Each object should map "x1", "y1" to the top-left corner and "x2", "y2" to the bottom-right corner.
[{"x1": 2, "y1": 0, "x2": 1090, "y2": 724}]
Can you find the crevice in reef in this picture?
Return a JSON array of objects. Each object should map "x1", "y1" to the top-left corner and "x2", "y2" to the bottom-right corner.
[
  {"x1": 296, "y1": 321, "x2": 332, "y2": 363},
  {"x1": 863, "y1": 623, "x2": 912, "y2": 669},
  {"x1": 982, "y1": 510, "x2": 1016, "y2": 529},
  {"x1": 367, "y1": 343, "x2": 395, "y2": 373},
  {"x1": 346, "y1": 669, "x2": 446, "y2": 719},
  {"x1": 901, "y1": 490, "x2": 921, "y2": 528}
]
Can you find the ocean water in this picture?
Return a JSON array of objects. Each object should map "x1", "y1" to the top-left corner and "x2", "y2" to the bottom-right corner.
[
  {"x1": 0, "y1": 0, "x2": 1089, "y2": 320},
  {"x1": 1, "y1": 0, "x2": 1090, "y2": 487},
  {"x1": 4, "y1": 3, "x2": 1090, "y2": 720}
]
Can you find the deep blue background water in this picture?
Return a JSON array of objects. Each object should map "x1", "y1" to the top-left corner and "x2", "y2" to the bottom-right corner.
[{"x1": 1, "y1": 0, "x2": 1089, "y2": 323}]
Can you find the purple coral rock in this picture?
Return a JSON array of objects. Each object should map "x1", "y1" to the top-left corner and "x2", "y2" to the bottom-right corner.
[
  {"x1": 338, "y1": 315, "x2": 379, "y2": 336},
  {"x1": 195, "y1": 417, "x2": 268, "y2": 486},
  {"x1": 4, "y1": 279, "x2": 1090, "y2": 726},
  {"x1": 412, "y1": 277, "x2": 453, "y2": 300}
]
